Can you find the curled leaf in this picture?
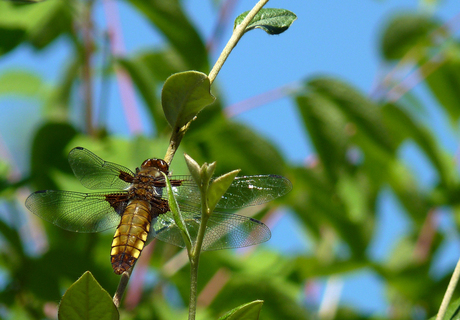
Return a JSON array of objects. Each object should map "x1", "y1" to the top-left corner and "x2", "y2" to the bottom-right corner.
[
  {"x1": 161, "y1": 71, "x2": 215, "y2": 129},
  {"x1": 234, "y1": 8, "x2": 297, "y2": 35}
]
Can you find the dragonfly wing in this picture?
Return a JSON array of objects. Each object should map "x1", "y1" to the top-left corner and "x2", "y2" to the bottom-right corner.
[
  {"x1": 151, "y1": 212, "x2": 188, "y2": 248},
  {"x1": 168, "y1": 175, "x2": 291, "y2": 210},
  {"x1": 152, "y1": 206, "x2": 271, "y2": 251},
  {"x1": 68, "y1": 147, "x2": 135, "y2": 190},
  {"x1": 202, "y1": 212, "x2": 271, "y2": 250},
  {"x1": 25, "y1": 190, "x2": 127, "y2": 232},
  {"x1": 216, "y1": 175, "x2": 292, "y2": 209}
]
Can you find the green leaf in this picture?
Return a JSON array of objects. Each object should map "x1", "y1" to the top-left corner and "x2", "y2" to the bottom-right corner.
[
  {"x1": 4, "y1": 0, "x2": 45, "y2": 3},
  {"x1": 295, "y1": 92, "x2": 348, "y2": 182},
  {"x1": 218, "y1": 300, "x2": 264, "y2": 320},
  {"x1": 126, "y1": 0, "x2": 208, "y2": 71},
  {"x1": 162, "y1": 172, "x2": 192, "y2": 251},
  {"x1": 380, "y1": 12, "x2": 439, "y2": 60},
  {"x1": 439, "y1": 297, "x2": 460, "y2": 320},
  {"x1": 207, "y1": 169, "x2": 240, "y2": 213},
  {"x1": 184, "y1": 153, "x2": 201, "y2": 187},
  {"x1": 425, "y1": 59, "x2": 460, "y2": 123},
  {"x1": 30, "y1": 122, "x2": 77, "y2": 190},
  {"x1": 234, "y1": 9, "x2": 297, "y2": 35},
  {"x1": 45, "y1": 55, "x2": 81, "y2": 120},
  {"x1": 0, "y1": 70, "x2": 43, "y2": 96},
  {"x1": 307, "y1": 77, "x2": 395, "y2": 153},
  {"x1": 0, "y1": 1, "x2": 72, "y2": 52},
  {"x1": 0, "y1": 27, "x2": 25, "y2": 55},
  {"x1": 58, "y1": 271, "x2": 119, "y2": 320},
  {"x1": 26, "y1": 0, "x2": 72, "y2": 49},
  {"x1": 382, "y1": 103, "x2": 458, "y2": 189},
  {"x1": 116, "y1": 56, "x2": 165, "y2": 132},
  {"x1": 161, "y1": 71, "x2": 215, "y2": 129},
  {"x1": 184, "y1": 120, "x2": 288, "y2": 177}
]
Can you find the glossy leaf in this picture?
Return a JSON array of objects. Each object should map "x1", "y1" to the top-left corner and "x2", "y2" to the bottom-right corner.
[
  {"x1": 218, "y1": 300, "x2": 264, "y2": 320},
  {"x1": 58, "y1": 272, "x2": 118, "y2": 320},
  {"x1": 161, "y1": 71, "x2": 215, "y2": 129},
  {"x1": 234, "y1": 9, "x2": 297, "y2": 35}
]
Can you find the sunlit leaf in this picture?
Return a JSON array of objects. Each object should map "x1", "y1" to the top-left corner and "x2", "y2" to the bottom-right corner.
[
  {"x1": 218, "y1": 300, "x2": 264, "y2": 320},
  {"x1": 182, "y1": 155, "x2": 200, "y2": 193},
  {"x1": 58, "y1": 272, "x2": 118, "y2": 320},
  {"x1": 161, "y1": 71, "x2": 215, "y2": 129},
  {"x1": 234, "y1": 8, "x2": 297, "y2": 35},
  {"x1": 0, "y1": 70, "x2": 43, "y2": 96}
]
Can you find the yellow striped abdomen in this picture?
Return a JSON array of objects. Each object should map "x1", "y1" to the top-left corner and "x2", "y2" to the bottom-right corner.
[{"x1": 111, "y1": 200, "x2": 152, "y2": 275}]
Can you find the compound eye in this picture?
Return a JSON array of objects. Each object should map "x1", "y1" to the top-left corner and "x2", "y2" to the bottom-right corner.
[
  {"x1": 141, "y1": 158, "x2": 169, "y2": 173},
  {"x1": 155, "y1": 159, "x2": 169, "y2": 173},
  {"x1": 141, "y1": 159, "x2": 155, "y2": 167}
]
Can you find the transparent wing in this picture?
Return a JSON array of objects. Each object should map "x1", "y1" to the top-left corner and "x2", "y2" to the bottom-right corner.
[
  {"x1": 170, "y1": 175, "x2": 292, "y2": 209},
  {"x1": 68, "y1": 147, "x2": 135, "y2": 190},
  {"x1": 152, "y1": 206, "x2": 271, "y2": 250},
  {"x1": 25, "y1": 190, "x2": 127, "y2": 232}
]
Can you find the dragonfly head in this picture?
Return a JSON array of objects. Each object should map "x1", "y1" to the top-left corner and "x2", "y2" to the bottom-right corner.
[{"x1": 140, "y1": 158, "x2": 169, "y2": 176}]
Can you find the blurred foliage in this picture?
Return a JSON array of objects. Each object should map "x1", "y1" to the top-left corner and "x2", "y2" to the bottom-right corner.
[{"x1": 0, "y1": 0, "x2": 459, "y2": 319}]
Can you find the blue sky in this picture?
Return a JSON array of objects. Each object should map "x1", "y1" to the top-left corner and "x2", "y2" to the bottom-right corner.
[{"x1": 1, "y1": 0, "x2": 460, "y2": 316}]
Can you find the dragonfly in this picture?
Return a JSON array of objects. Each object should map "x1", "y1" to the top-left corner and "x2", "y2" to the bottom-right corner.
[{"x1": 25, "y1": 147, "x2": 292, "y2": 275}]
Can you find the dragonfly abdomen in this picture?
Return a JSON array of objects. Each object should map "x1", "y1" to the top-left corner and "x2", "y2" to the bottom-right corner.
[{"x1": 111, "y1": 200, "x2": 152, "y2": 275}]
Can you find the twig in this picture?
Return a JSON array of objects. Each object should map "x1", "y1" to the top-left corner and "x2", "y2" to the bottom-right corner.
[
  {"x1": 208, "y1": 0, "x2": 269, "y2": 85},
  {"x1": 436, "y1": 257, "x2": 460, "y2": 320}
]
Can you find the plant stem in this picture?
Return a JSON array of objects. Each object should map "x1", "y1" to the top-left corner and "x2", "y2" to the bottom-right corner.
[
  {"x1": 436, "y1": 257, "x2": 460, "y2": 320},
  {"x1": 164, "y1": 122, "x2": 190, "y2": 165},
  {"x1": 188, "y1": 185, "x2": 211, "y2": 320},
  {"x1": 113, "y1": 269, "x2": 132, "y2": 308},
  {"x1": 164, "y1": 0, "x2": 268, "y2": 164},
  {"x1": 208, "y1": 0, "x2": 269, "y2": 85}
]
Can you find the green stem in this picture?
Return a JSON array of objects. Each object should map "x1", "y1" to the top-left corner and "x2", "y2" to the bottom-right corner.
[
  {"x1": 164, "y1": 122, "x2": 190, "y2": 165},
  {"x1": 188, "y1": 183, "x2": 211, "y2": 320},
  {"x1": 436, "y1": 257, "x2": 460, "y2": 320},
  {"x1": 208, "y1": 0, "x2": 269, "y2": 85}
]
